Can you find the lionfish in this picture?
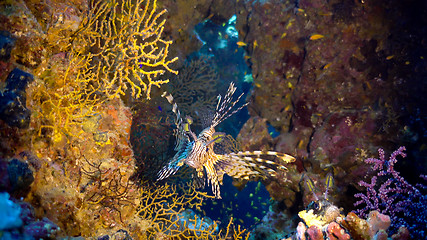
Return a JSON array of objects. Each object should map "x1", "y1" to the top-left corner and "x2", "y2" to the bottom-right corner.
[{"x1": 157, "y1": 82, "x2": 295, "y2": 198}]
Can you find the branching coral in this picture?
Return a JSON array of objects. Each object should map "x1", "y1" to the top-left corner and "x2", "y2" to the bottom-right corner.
[
  {"x1": 168, "y1": 56, "x2": 219, "y2": 118},
  {"x1": 71, "y1": 0, "x2": 178, "y2": 100},
  {"x1": 80, "y1": 155, "x2": 135, "y2": 223},
  {"x1": 354, "y1": 147, "x2": 426, "y2": 238},
  {"x1": 135, "y1": 182, "x2": 249, "y2": 239},
  {"x1": 29, "y1": 0, "x2": 178, "y2": 143}
]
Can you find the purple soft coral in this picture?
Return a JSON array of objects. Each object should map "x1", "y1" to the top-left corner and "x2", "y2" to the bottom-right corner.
[
  {"x1": 354, "y1": 147, "x2": 419, "y2": 218},
  {"x1": 354, "y1": 147, "x2": 426, "y2": 238}
]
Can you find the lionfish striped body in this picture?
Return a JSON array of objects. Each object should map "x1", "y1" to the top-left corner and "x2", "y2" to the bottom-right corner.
[{"x1": 157, "y1": 83, "x2": 295, "y2": 198}]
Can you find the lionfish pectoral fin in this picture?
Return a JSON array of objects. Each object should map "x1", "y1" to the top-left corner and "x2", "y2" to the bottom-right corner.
[
  {"x1": 156, "y1": 154, "x2": 187, "y2": 181},
  {"x1": 219, "y1": 150, "x2": 295, "y2": 180},
  {"x1": 157, "y1": 163, "x2": 182, "y2": 181},
  {"x1": 203, "y1": 161, "x2": 222, "y2": 199}
]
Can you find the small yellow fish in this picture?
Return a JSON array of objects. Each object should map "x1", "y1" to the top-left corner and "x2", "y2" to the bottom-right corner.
[
  {"x1": 237, "y1": 41, "x2": 247, "y2": 47},
  {"x1": 309, "y1": 34, "x2": 324, "y2": 40},
  {"x1": 253, "y1": 40, "x2": 258, "y2": 50},
  {"x1": 365, "y1": 81, "x2": 372, "y2": 90},
  {"x1": 206, "y1": 13, "x2": 214, "y2": 20},
  {"x1": 212, "y1": 132, "x2": 225, "y2": 143},
  {"x1": 183, "y1": 116, "x2": 193, "y2": 132},
  {"x1": 255, "y1": 181, "x2": 261, "y2": 193},
  {"x1": 281, "y1": 32, "x2": 287, "y2": 39},
  {"x1": 185, "y1": 116, "x2": 193, "y2": 125},
  {"x1": 297, "y1": 139, "x2": 305, "y2": 149},
  {"x1": 305, "y1": 176, "x2": 316, "y2": 193},
  {"x1": 325, "y1": 172, "x2": 334, "y2": 189},
  {"x1": 183, "y1": 123, "x2": 190, "y2": 132},
  {"x1": 324, "y1": 172, "x2": 334, "y2": 200},
  {"x1": 322, "y1": 63, "x2": 332, "y2": 69},
  {"x1": 386, "y1": 55, "x2": 394, "y2": 60},
  {"x1": 286, "y1": 19, "x2": 294, "y2": 29}
]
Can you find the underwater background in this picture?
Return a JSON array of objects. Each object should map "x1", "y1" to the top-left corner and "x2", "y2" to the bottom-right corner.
[{"x1": 0, "y1": 0, "x2": 426, "y2": 239}]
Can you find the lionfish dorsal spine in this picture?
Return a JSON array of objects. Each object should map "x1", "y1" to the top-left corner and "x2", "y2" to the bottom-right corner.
[
  {"x1": 211, "y1": 82, "x2": 249, "y2": 128},
  {"x1": 161, "y1": 91, "x2": 189, "y2": 151}
]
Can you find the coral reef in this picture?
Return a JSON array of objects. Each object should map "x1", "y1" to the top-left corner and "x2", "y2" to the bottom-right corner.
[
  {"x1": 232, "y1": 0, "x2": 427, "y2": 212},
  {"x1": 294, "y1": 202, "x2": 400, "y2": 240},
  {"x1": 25, "y1": 0, "x2": 179, "y2": 145},
  {"x1": 0, "y1": 0, "x2": 426, "y2": 239}
]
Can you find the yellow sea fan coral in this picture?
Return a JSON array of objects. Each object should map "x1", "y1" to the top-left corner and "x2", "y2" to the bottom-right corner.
[
  {"x1": 72, "y1": 0, "x2": 178, "y2": 100},
  {"x1": 29, "y1": 0, "x2": 178, "y2": 142}
]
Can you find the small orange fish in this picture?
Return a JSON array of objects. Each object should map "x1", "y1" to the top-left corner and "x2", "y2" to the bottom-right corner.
[
  {"x1": 309, "y1": 34, "x2": 324, "y2": 40},
  {"x1": 237, "y1": 41, "x2": 247, "y2": 47},
  {"x1": 322, "y1": 63, "x2": 332, "y2": 69},
  {"x1": 319, "y1": 12, "x2": 333, "y2": 16}
]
